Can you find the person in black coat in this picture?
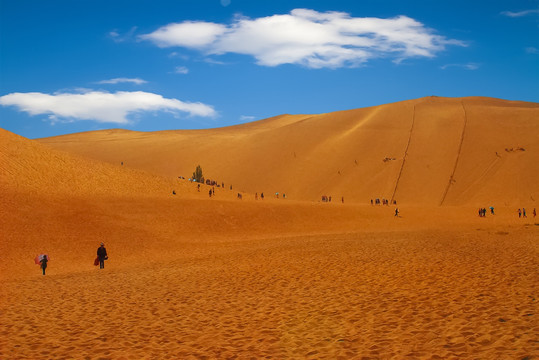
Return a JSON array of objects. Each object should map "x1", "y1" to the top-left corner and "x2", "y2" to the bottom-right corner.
[
  {"x1": 40, "y1": 256, "x2": 48, "y2": 275},
  {"x1": 97, "y1": 243, "x2": 108, "y2": 269}
]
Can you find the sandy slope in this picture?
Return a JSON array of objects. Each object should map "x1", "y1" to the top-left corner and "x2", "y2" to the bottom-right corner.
[
  {"x1": 38, "y1": 96, "x2": 539, "y2": 206},
  {"x1": 1, "y1": 96, "x2": 539, "y2": 359}
]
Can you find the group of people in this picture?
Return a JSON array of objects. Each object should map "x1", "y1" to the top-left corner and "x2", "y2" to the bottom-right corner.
[
  {"x1": 518, "y1": 208, "x2": 537, "y2": 218},
  {"x1": 371, "y1": 198, "x2": 397, "y2": 206},
  {"x1": 321, "y1": 195, "x2": 346, "y2": 203},
  {"x1": 38, "y1": 243, "x2": 108, "y2": 275},
  {"x1": 478, "y1": 207, "x2": 494, "y2": 217}
]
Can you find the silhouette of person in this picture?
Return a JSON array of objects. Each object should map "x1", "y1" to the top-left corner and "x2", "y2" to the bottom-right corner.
[
  {"x1": 97, "y1": 243, "x2": 108, "y2": 269},
  {"x1": 40, "y1": 255, "x2": 48, "y2": 275}
]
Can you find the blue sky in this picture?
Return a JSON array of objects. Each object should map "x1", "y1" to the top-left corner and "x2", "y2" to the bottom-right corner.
[{"x1": 1, "y1": 0, "x2": 538, "y2": 139}]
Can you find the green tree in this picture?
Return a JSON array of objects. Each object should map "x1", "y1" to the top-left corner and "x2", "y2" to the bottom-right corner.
[{"x1": 193, "y1": 165, "x2": 203, "y2": 183}]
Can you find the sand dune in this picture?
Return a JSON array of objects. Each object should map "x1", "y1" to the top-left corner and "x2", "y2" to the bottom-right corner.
[
  {"x1": 38, "y1": 96, "x2": 539, "y2": 206},
  {"x1": 0, "y1": 128, "x2": 199, "y2": 198},
  {"x1": 1, "y1": 96, "x2": 538, "y2": 359}
]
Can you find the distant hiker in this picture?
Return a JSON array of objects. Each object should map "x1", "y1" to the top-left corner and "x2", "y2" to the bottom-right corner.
[
  {"x1": 394, "y1": 208, "x2": 399, "y2": 217},
  {"x1": 523, "y1": 208, "x2": 527, "y2": 218},
  {"x1": 341, "y1": 196, "x2": 344, "y2": 203},
  {"x1": 121, "y1": 161, "x2": 123, "y2": 166},
  {"x1": 40, "y1": 256, "x2": 48, "y2": 275},
  {"x1": 197, "y1": 184, "x2": 200, "y2": 192},
  {"x1": 490, "y1": 207, "x2": 495, "y2": 215},
  {"x1": 261, "y1": 193, "x2": 264, "y2": 200},
  {"x1": 518, "y1": 208, "x2": 522, "y2": 218},
  {"x1": 97, "y1": 243, "x2": 108, "y2": 269},
  {"x1": 209, "y1": 189, "x2": 212, "y2": 198},
  {"x1": 371, "y1": 199, "x2": 373, "y2": 206},
  {"x1": 534, "y1": 208, "x2": 537, "y2": 218},
  {"x1": 172, "y1": 190, "x2": 176, "y2": 195},
  {"x1": 230, "y1": 185, "x2": 233, "y2": 190}
]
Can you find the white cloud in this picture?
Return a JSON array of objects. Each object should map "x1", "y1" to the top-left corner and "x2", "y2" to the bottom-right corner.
[
  {"x1": 501, "y1": 9, "x2": 539, "y2": 17},
  {"x1": 139, "y1": 21, "x2": 227, "y2": 48},
  {"x1": 139, "y1": 9, "x2": 465, "y2": 69},
  {"x1": 441, "y1": 63, "x2": 480, "y2": 70},
  {"x1": 97, "y1": 78, "x2": 148, "y2": 85},
  {"x1": 526, "y1": 47, "x2": 539, "y2": 54},
  {"x1": 0, "y1": 91, "x2": 216, "y2": 124},
  {"x1": 174, "y1": 66, "x2": 189, "y2": 74}
]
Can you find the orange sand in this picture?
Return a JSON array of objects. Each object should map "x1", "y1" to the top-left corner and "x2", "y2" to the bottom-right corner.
[
  {"x1": 38, "y1": 96, "x2": 539, "y2": 206},
  {"x1": 1, "y1": 96, "x2": 538, "y2": 359}
]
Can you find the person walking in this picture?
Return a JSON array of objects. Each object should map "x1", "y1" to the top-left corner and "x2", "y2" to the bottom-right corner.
[
  {"x1": 395, "y1": 208, "x2": 399, "y2": 217},
  {"x1": 40, "y1": 255, "x2": 48, "y2": 275},
  {"x1": 534, "y1": 208, "x2": 537, "y2": 218},
  {"x1": 97, "y1": 243, "x2": 108, "y2": 269}
]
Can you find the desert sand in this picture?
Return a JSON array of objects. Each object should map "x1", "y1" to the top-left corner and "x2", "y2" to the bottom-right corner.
[
  {"x1": 1, "y1": 96, "x2": 538, "y2": 359},
  {"x1": 38, "y1": 96, "x2": 539, "y2": 206}
]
